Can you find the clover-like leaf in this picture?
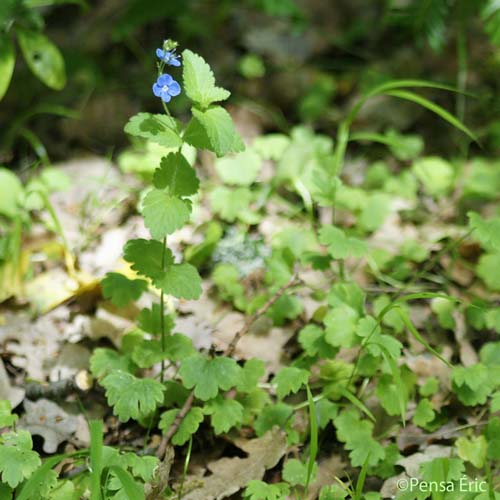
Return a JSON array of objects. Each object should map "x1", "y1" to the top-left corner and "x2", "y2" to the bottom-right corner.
[
  {"x1": 159, "y1": 407, "x2": 204, "y2": 446},
  {"x1": 456, "y1": 435, "x2": 487, "y2": 469},
  {"x1": 124, "y1": 112, "x2": 182, "y2": 148},
  {"x1": 123, "y1": 238, "x2": 173, "y2": 280},
  {"x1": 254, "y1": 403, "x2": 293, "y2": 436},
  {"x1": 153, "y1": 262, "x2": 202, "y2": 300},
  {"x1": 273, "y1": 367, "x2": 309, "y2": 399},
  {"x1": 101, "y1": 272, "x2": 148, "y2": 307},
  {"x1": 153, "y1": 152, "x2": 199, "y2": 196},
  {"x1": 204, "y1": 395, "x2": 244, "y2": 434},
  {"x1": 182, "y1": 49, "x2": 230, "y2": 108},
  {"x1": 142, "y1": 189, "x2": 191, "y2": 239},
  {"x1": 319, "y1": 225, "x2": 367, "y2": 260},
  {"x1": 190, "y1": 107, "x2": 244, "y2": 157},
  {"x1": 0, "y1": 430, "x2": 41, "y2": 488},
  {"x1": 101, "y1": 370, "x2": 164, "y2": 422},
  {"x1": 413, "y1": 398, "x2": 435, "y2": 428},
  {"x1": 179, "y1": 355, "x2": 241, "y2": 401}
]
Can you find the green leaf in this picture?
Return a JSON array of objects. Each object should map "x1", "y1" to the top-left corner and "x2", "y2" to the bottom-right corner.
[
  {"x1": 456, "y1": 436, "x2": 487, "y2": 469},
  {"x1": 324, "y1": 305, "x2": 359, "y2": 348},
  {"x1": 0, "y1": 168, "x2": 24, "y2": 218},
  {"x1": 124, "y1": 113, "x2": 182, "y2": 148},
  {"x1": 0, "y1": 400, "x2": 17, "y2": 427},
  {"x1": 477, "y1": 253, "x2": 500, "y2": 291},
  {"x1": 283, "y1": 458, "x2": 317, "y2": 487},
  {"x1": 191, "y1": 107, "x2": 244, "y2": 157},
  {"x1": 132, "y1": 335, "x2": 195, "y2": 368},
  {"x1": 0, "y1": 35, "x2": 15, "y2": 101},
  {"x1": 236, "y1": 358, "x2": 266, "y2": 393},
  {"x1": 204, "y1": 395, "x2": 244, "y2": 434},
  {"x1": 491, "y1": 391, "x2": 500, "y2": 412},
  {"x1": 153, "y1": 262, "x2": 202, "y2": 300},
  {"x1": 137, "y1": 304, "x2": 174, "y2": 335},
  {"x1": 16, "y1": 29, "x2": 66, "y2": 90},
  {"x1": 90, "y1": 348, "x2": 135, "y2": 379},
  {"x1": 101, "y1": 370, "x2": 164, "y2": 422},
  {"x1": 384, "y1": 89, "x2": 476, "y2": 143},
  {"x1": 179, "y1": 355, "x2": 241, "y2": 401},
  {"x1": 159, "y1": 407, "x2": 204, "y2": 446},
  {"x1": 420, "y1": 377, "x2": 439, "y2": 397},
  {"x1": 413, "y1": 156, "x2": 454, "y2": 196},
  {"x1": 254, "y1": 403, "x2": 293, "y2": 436},
  {"x1": 142, "y1": 189, "x2": 191, "y2": 239},
  {"x1": 123, "y1": 238, "x2": 173, "y2": 280},
  {"x1": 215, "y1": 149, "x2": 262, "y2": 186},
  {"x1": 210, "y1": 186, "x2": 255, "y2": 223},
  {"x1": 468, "y1": 212, "x2": 500, "y2": 251},
  {"x1": 319, "y1": 226, "x2": 367, "y2": 260},
  {"x1": 108, "y1": 465, "x2": 144, "y2": 500},
  {"x1": 101, "y1": 272, "x2": 148, "y2": 307},
  {"x1": 153, "y1": 152, "x2": 199, "y2": 196},
  {"x1": 358, "y1": 193, "x2": 391, "y2": 232},
  {"x1": 298, "y1": 324, "x2": 337, "y2": 358},
  {"x1": 413, "y1": 399, "x2": 435, "y2": 428},
  {"x1": 452, "y1": 363, "x2": 494, "y2": 406},
  {"x1": 244, "y1": 480, "x2": 290, "y2": 500},
  {"x1": 420, "y1": 457, "x2": 465, "y2": 485},
  {"x1": 182, "y1": 49, "x2": 230, "y2": 109},
  {"x1": 484, "y1": 417, "x2": 500, "y2": 459},
  {"x1": 0, "y1": 430, "x2": 41, "y2": 488},
  {"x1": 273, "y1": 367, "x2": 309, "y2": 399}
]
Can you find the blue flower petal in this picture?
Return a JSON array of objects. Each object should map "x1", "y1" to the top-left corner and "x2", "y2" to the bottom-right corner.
[
  {"x1": 169, "y1": 57, "x2": 181, "y2": 67},
  {"x1": 156, "y1": 48, "x2": 165, "y2": 59},
  {"x1": 168, "y1": 81, "x2": 181, "y2": 96},
  {"x1": 157, "y1": 73, "x2": 173, "y2": 86},
  {"x1": 160, "y1": 91, "x2": 172, "y2": 103},
  {"x1": 152, "y1": 83, "x2": 162, "y2": 97}
]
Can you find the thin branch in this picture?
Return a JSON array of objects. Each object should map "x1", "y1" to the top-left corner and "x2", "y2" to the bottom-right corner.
[{"x1": 155, "y1": 273, "x2": 301, "y2": 461}]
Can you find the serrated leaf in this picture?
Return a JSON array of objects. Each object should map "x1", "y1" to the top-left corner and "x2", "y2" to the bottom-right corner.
[
  {"x1": 153, "y1": 262, "x2": 202, "y2": 300},
  {"x1": 468, "y1": 212, "x2": 500, "y2": 251},
  {"x1": 159, "y1": 407, "x2": 204, "y2": 445},
  {"x1": 191, "y1": 107, "x2": 244, "y2": 157},
  {"x1": 137, "y1": 304, "x2": 174, "y2": 335},
  {"x1": 0, "y1": 431, "x2": 41, "y2": 488},
  {"x1": 101, "y1": 272, "x2": 148, "y2": 307},
  {"x1": 413, "y1": 399, "x2": 435, "y2": 427},
  {"x1": 324, "y1": 305, "x2": 359, "y2": 348},
  {"x1": 153, "y1": 152, "x2": 200, "y2": 196},
  {"x1": 236, "y1": 359, "x2": 265, "y2": 393},
  {"x1": 456, "y1": 436, "x2": 487, "y2": 469},
  {"x1": 215, "y1": 149, "x2": 262, "y2": 186},
  {"x1": 0, "y1": 35, "x2": 15, "y2": 101},
  {"x1": 319, "y1": 225, "x2": 367, "y2": 260},
  {"x1": 16, "y1": 29, "x2": 66, "y2": 90},
  {"x1": 210, "y1": 186, "x2": 257, "y2": 223},
  {"x1": 132, "y1": 334, "x2": 195, "y2": 368},
  {"x1": 101, "y1": 370, "x2": 164, "y2": 422},
  {"x1": 179, "y1": 355, "x2": 241, "y2": 401},
  {"x1": 124, "y1": 113, "x2": 182, "y2": 148},
  {"x1": 254, "y1": 402, "x2": 293, "y2": 437},
  {"x1": 283, "y1": 459, "x2": 316, "y2": 487},
  {"x1": 204, "y1": 395, "x2": 244, "y2": 434},
  {"x1": 123, "y1": 238, "x2": 173, "y2": 280},
  {"x1": 182, "y1": 49, "x2": 230, "y2": 108},
  {"x1": 90, "y1": 348, "x2": 135, "y2": 379},
  {"x1": 142, "y1": 189, "x2": 191, "y2": 239},
  {"x1": 298, "y1": 324, "x2": 337, "y2": 358},
  {"x1": 0, "y1": 400, "x2": 17, "y2": 427},
  {"x1": 244, "y1": 480, "x2": 290, "y2": 500},
  {"x1": 273, "y1": 367, "x2": 309, "y2": 399}
]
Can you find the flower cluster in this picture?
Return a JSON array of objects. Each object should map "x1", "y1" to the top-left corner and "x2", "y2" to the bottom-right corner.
[{"x1": 153, "y1": 40, "x2": 181, "y2": 103}]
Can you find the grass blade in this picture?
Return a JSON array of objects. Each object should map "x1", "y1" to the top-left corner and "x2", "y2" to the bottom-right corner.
[
  {"x1": 109, "y1": 466, "x2": 145, "y2": 500},
  {"x1": 90, "y1": 420, "x2": 104, "y2": 500},
  {"x1": 338, "y1": 386, "x2": 375, "y2": 422},
  {"x1": 305, "y1": 385, "x2": 318, "y2": 492}
]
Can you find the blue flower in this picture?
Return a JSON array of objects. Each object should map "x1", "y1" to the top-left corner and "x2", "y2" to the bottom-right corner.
[
  {"x1": 156, "y1": 48, "x2": 181, "y2": 67},
  {"x1": 153, "y1": 74, "x2": 181, "y2": 103}
]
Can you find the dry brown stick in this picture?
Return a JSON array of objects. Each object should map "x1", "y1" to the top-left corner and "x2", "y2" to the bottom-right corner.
[{"x1": 155, "y1": 273, "x2": 300, "y2": 460}]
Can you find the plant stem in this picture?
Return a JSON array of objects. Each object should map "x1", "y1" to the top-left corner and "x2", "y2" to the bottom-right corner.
[{"x1": 160, "y1": 236, "x2": 167, "y2": 383}]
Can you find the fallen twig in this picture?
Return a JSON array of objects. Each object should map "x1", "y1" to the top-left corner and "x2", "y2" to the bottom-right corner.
[{"x1": 155, "y1": 273, "x2": 301, "y2": 462}]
